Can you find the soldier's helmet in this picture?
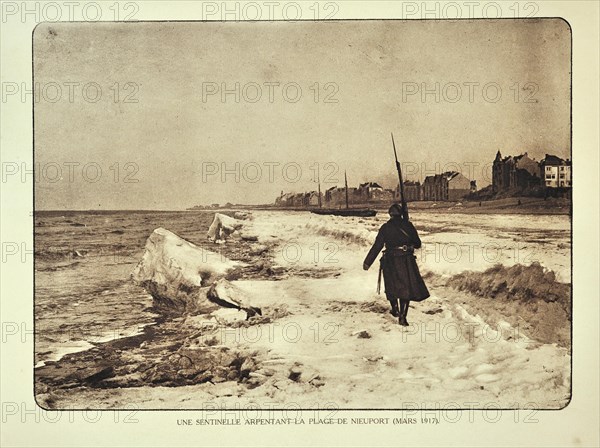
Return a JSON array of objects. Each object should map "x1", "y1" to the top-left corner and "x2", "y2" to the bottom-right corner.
[
  {"x1": 389, "y1": 203, "x2": 408, "y2": 220},
  {"x1": 388, "y1": 203, "x2": 403, "y2": 217}
]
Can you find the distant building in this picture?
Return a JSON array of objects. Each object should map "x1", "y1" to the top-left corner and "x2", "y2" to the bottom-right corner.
[
  {"x1": 422, "y1": 176, "x2": 439, "y2": 201},
  {"x1": 423, "y1": 172, "x2": 471, "y2": 201},
  {"x1": 347, "y1": 187, "x2": 359, "y2": 204},
  {"x1": 405, "y1": 181, "x2": 423, "y2": 202},
  {"x1": 493, "y1": 151, "x2": 541, "y2": 192},
  {"x1": 307, "y1": 191, "x2": 321, "y2": 206},
  {"x1": 275, "y1": 192, "x2": 295, "y2": 207},
  {"x1": 395, "y1": 181, "x2": 423, "y2": 202},
  {"x1": 292, "y1": 193, "x2": 305, "y2": 207},
  {"x1": 358, "y1": 182, "x2": 384, "y2": 201},
  {"x1": 359, "y1": 182, "x2": 383, "y2": 191},
  {"x1": 324, "y1": 186, "x2": 336, "y2": 204},
  {"x1": 381, "y1": 188, "x2": 395, "y2": 202},
  {"x1": 325, "y1": 186, "x2": 359, "y2": 206},
  {"x1": 540, "y1": 154, "x2": 571, "y2": 188},
  {"x1": 324, "y1": 186, "x2": 345, "y2": 206},
  {"x1": 447, "y1": 173, "x2": 472, "y2": 200}
]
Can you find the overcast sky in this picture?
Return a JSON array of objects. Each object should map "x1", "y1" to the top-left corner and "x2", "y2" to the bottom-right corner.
[{"x1": 34, "y1": 19, "x2": 571, "y2": 210}]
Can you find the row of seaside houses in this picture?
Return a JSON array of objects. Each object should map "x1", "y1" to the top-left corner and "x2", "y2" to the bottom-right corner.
[
  {"x1": 275, "y1": 182, "x2": 396, "y2": 208},
  {"x1": 274, "y1": 151, "x2": 571, "y2": 206},
  {"x1": 275, "y1": 172, "x2": 476, "y2": 206},
  {"x1": 492, "y1": 152, "x2": 571, "y2": 192}
]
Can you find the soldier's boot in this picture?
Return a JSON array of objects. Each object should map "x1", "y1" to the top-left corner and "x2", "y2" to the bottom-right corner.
[
  {"x1": 389, "y1": 299, "x2": 400, "y2": 317},
  {"x1": 399, "y1": 301, "x2": 410, "y2": 326},
  {"x1": 398, "y1": 313, "x2": 408, "y2": 326}
]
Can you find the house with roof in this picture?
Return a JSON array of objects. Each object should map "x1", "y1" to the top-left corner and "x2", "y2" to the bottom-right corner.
[
  {"x1": 358, "y1": 182, "x2": 384, "y2": 201},
  {"x1": 307, "y1": 191, "x2": 321, "y2": 206},
  {"x1": 324, "y1": 186, "x2": 342, "y2": 205},
  {"x1": 396, "y1": 180, "x2": 423, "y2": 202},
  {"x1": 324, "y1": 186, "x2": 336, "y2": 203},
  {"x1": 492, "y1": 151, "x2": 541, "y2": 193},
  {"x1": 423, "y1": 172, "x2": 471, "y2": 201},
  {"x1": 540, "y1": 154, "x2": 571, "y2": 188},
  {"x1": 324, "y1": 186, "x2": 359, "y2": 206},
  {"x1": 275, "y1": 192, "x2": 295, "y2": 207}
]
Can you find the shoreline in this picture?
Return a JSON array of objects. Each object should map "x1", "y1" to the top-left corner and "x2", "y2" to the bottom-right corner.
[
  {"x1": 35, "y1": 197, "x2": 571, "y2": 216},
  {"x1": 196, "y1": 197, "x2": 572, "y2": 216}
]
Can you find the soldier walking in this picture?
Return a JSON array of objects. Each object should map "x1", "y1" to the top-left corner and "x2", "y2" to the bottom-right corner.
[{"x1": 363, "y1": 204, "x2": 430, "y2": 326}]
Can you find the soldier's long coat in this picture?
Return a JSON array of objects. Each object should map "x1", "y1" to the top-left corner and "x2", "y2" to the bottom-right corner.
[{"x1": 363, "y1": 217, "x2": 430, "y2": 302}]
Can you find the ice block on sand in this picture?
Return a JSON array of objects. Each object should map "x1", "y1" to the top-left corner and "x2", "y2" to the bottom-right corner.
[
  {"x1": 207, "y1": 213, "x2": 243, "y2": 242},
  {"x1": 131, "y1": 228, "x2": 260, "y2": 317}
]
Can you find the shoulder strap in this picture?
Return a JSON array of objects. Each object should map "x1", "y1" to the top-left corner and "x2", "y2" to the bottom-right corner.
[
  {"x1": 390, "y1": 218, "x2": 412, "y2": 239},
  {"x1": 398, "y1": 227, "x2": 410, "y2": 238},
  {"x1": 393, "y1": 220, "x2": 410, "y2": 238}
]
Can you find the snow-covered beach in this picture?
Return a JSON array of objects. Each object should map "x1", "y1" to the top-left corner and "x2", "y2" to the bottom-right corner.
[{"x1": 35, "y1": 209, "x2": 571, "y2": 409}]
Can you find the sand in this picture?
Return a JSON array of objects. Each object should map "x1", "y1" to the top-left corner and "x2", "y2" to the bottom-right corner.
[{"x1": 35, "y1": 210, "x2": 571, "y2": 410}]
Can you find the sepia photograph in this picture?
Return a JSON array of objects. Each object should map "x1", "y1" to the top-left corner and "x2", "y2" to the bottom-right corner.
[{"x1": 32, "y1": 18, "x2": 573, "y2": 411}]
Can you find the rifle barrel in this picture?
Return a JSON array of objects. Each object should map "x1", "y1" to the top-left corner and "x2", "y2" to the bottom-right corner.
[{"x1": 391, "y1": 133, "x2": 409, "y2": 220}]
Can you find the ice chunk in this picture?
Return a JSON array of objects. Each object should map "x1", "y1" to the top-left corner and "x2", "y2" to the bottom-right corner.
[{"x1": 207, "y1": 213, "x2": 244, "y2": 242}]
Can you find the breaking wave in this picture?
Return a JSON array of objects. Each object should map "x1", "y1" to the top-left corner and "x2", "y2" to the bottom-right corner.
[{"x1": 305, "y1": 223, "x2": 377, "y2": 246}]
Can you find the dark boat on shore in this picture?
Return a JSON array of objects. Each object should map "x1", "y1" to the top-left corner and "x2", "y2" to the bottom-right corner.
[
  {"x1": 311, "y1": 208, "x2": 377, "y2": 217},
  {"x1": 310, "y1": 171, "x2": 377, "y2": 217}
]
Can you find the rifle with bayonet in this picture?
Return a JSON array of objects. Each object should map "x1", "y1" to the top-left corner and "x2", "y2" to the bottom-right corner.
[{"x1": 391, "y1": 133, "x2": 409, "y2": 220}]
